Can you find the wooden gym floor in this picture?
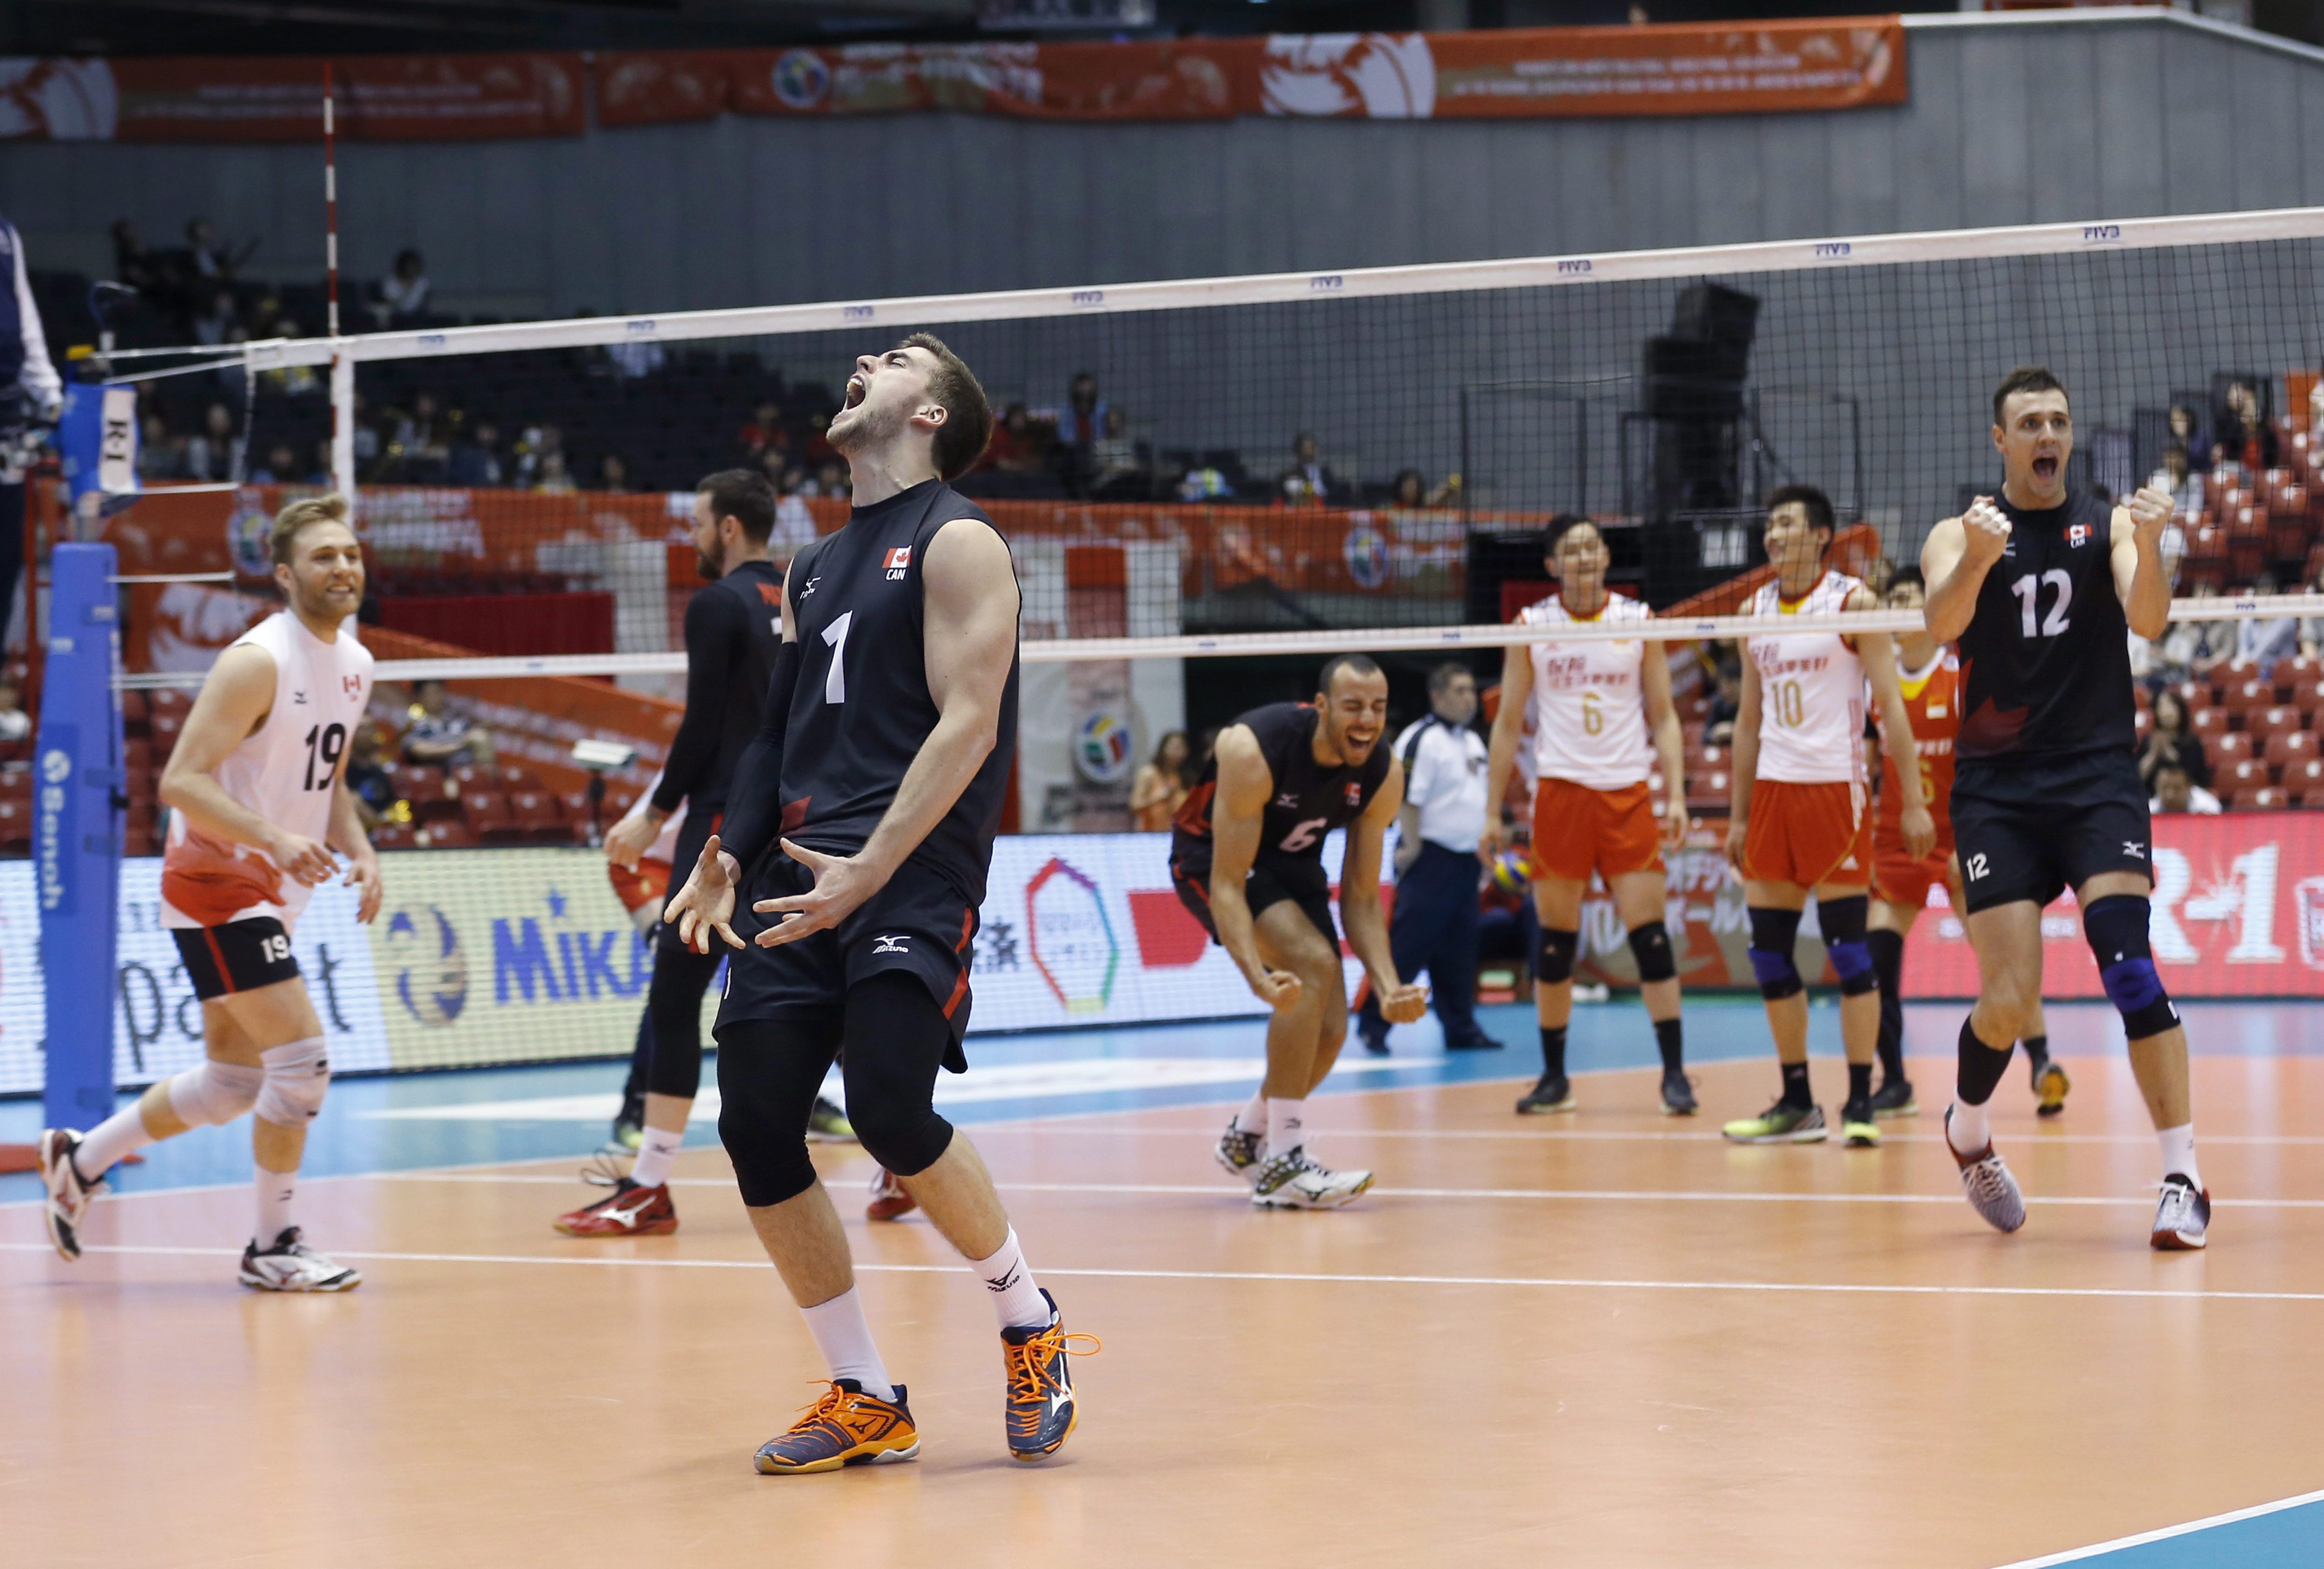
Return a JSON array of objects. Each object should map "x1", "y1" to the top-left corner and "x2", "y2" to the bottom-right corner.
[{"x1": 6, "y1": 1009, "x2": 2324, "y2": 1568}]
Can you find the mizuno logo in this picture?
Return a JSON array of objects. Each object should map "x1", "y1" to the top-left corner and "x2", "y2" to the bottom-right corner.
[
  {"x1": 1274, "y1": 793, "x2": 1299, "y2": 809},
  {"x1": 799, "y1": 576, "x2": 821, "y2": 599},
  {"x1": 873, "y1": 935, "x2": 909, "y2": 954},
  {"x1": 2124, "y1": 842, "x2": 2147, "y2": 858},
  {"x1": 292, "y1": 690, "x2": 308, "y2": 705}
]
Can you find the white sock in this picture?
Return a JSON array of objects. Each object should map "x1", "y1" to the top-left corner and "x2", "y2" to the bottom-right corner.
[
  {"x1": 969, "y1": 1227, "x2": 1050, "y2": 1332},
  {"x1": 254, "y1": 1167, "x2": 297, "y2": 1247},
  {"x1": 1267, "y1": 1097, "x2": 1307, "y2": 1158},
  {"x1": 1232, "y1": 1091, "x2": 1268, "y2": 1138},
  {"x1": 1947, "y1": 1099, "x2": 1991, "y2": 1158},
  {"x1": 629, "y1": 1125, "x2": 684, "y2": 1190},
  {"x1": 2158, "y1": 1124, "x2": 2202, "y2": 1190},
  {"x1": 799, "y1": 1288, "x2": 896, "y2": 1402},
  {"x1": 73, "y1": 1102, "x2": 158, "y2": 1178}
]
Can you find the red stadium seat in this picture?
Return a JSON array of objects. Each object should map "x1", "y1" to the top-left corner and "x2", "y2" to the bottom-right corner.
[
  {"x1": 0, "y1": 770, "x2": 28, "y2": 805},
  {"x1": 2190, "y1": 705, "x2": 2230, "y2": 739},
  {"x1": 148, "y1": 712, "x2": 183, "y2": 758},
  {"x1": 494, "y1": 765, "x2": 543, "y2": 793},
  {"x1": 2181, "y1": 526, "x2": 2228, "y2": 590},
  {"x1": 2221, "y1": 674, "x2": 2279, "y2": 716},
  {"x1": 1695, "y1": 744, "x2": 1728, "y2": 771},
  {"x1": 2239, "y1": 786, "x2": 2292, "y2": 811},
  {"x1": 2292, "y1": 679, "x2": 2324, "y2": 723},
  {"x1": 2252, "y1": 705, "x2": 2307, "y2": 744},
  {"x1": 416, "y1": 819, "x2": 477, "y2": 850},
  {"x1": 119, "y1": 689, "x2": 149, "y2": 728},
  {"x1": 148, "y1": 687, "x2": 190, "y2": 719},
  {"x1": 2211, "y1": 730, "x2": 2253, "y2": 765},
  {"x1": 505, "y1": 789, "x2": 567, "y2": 843},
  {"x1": 2258, "y1": 468, "x2": 2299, "y2": 512},
  {"x1": 2227, "y1": 508, "x2": 2265, "y2": 581},
  {"x1": 2284, "y1": 654, "x2": 2322, "y2": 684},
  {"x1": 2224, "y1": 756, "x2": 2272, "y2": 791},
  {"x1": 0, "y1": 799, "x2": 28, "y2": 850},
  {"x1": 2265, "y1": 729, "x2": 2320, "y2": 772},
  {"x1": 2282, "y1": 756, "x2": 2324, "y2": 798},
  {"x1": 602, "y1": 787, "x2": 640, "y2": 819},
  {"x1": 464, "y1": 790, "x2": 517, "y2": 840},
  {"x1": 370, "y1": 823, "x2": 416, "y2": 851},
  {"x1": 2170, "y1": 678, "x2": 2217, "y2": 712}
]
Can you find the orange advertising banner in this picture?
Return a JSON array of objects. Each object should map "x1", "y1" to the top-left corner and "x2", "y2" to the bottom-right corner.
[
  {"x1": 0, "y1": 53, "x2": 588, "y2": 142},
  {"x1": 711, "y1": 40, "x2": 1256, "y2": 120},
  {"x1": 1420, "y1": 20, "x2": 1908, "y2": 118}
]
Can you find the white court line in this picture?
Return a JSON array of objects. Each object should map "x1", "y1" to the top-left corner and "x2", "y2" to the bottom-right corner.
[
  {"x1": 973, "y1": 1125, "x2": 2324, "y2": 1146},
  {"x1": 5, "y1": 1239, "x2": 2322, "y2": 1303},
  {"x1": 366, "y1": 1172, "x2": 2324, "y2": 1209},
  {"x1": 1992, "y1": 1485, "x2": 2324, "y2": 1567}
]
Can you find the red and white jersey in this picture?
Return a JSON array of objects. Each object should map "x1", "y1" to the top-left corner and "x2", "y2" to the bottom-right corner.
[
  {"x1": 1520, "y1": 591, "x2": 1656, "y2": 791},
  {"x1": 1744, "y1": 570, "x2": 1867, "y2": 786},
  {"x1": 161, "y1": 612, "x2": 374, "y2": 931}
]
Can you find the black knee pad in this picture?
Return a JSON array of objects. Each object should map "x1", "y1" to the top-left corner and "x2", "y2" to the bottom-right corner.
[
  {"x1": 714, "y1": 1021, "x2": 829, "y2": 1209},
  {"x1": 644, "y1": 926, "x2": 720, "y2": 1100},
  {"x1": 841, "y1": 972, "x2": 958, "y2": 1178},
  {"x1": 2082, "y1": 894, "x2": 2180, "y2": 1040},
  {"x1": 1536, "y1": 927, "x2": 1579, "y2": 985},
  {"x1": 1625, "y1": 920, "x2": 1677, "y2": 983},
  {"x1": 1816, "y1": 895, "x2": 1877, "y2": 996},
  {"x1": 1746, "y1": 906, "x2": 1804, "y2": 1001}
]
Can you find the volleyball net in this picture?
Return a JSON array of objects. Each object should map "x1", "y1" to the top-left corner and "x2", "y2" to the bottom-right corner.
[{"x1": 18, "y1": 204, "x2": 2324, "y2": 1111}]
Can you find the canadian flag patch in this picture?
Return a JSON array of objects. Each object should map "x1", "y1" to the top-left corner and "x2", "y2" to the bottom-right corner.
[
  {"x1": 883, "y1": 547, "x2": 912, "y2": 570},
  {"x1": 2068, "y1": 523, "x2": 2091, "y2": 547}
]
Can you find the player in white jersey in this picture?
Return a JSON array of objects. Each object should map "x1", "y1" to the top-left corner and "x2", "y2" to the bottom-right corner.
[
  {"x1": 38, "y1": 494, "x2": 381, "y2": 1290},
  {"x1": 1722, "y1": 485, "x2": 1933, "y2": 1149},
  {"x1": 1484, "y1": 516, "x2": 1695, "y2": 1115}
]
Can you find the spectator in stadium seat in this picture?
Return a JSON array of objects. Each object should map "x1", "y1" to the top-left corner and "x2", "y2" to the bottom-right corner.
[
  {"x1": 191, "y1": 288, "x2": 238, "y2": 348},
  {"x1": 2137, "y1": 689, "x2": 2211, "y2": 794},
  {"x1": 812, "y1": 458, "x2": 848, "y2": 499},
  {"x1": 514, "y1": 422, "x2": 561, "y2": 487},
  {"x1": 1063, "y1": 372, "x2": 1108, "y2": 448},
  {"x1": 984, "y1": 402, "x2": 1051, "y2": 475},
  {"x1": 1088, "y1": 407, "x2": 1144, "y2": 494},
  {"x1": 449, "y1": 422, "x2": 505, "y2": 487},
  {"x1": 250, "y1": 443, "x2": 302, "y2": 486},
  {"x1": 371, "y1": 247, "x2": 430, "y2": 326},
  {"x1": 181, "y1": 401, "x2": 236, "y2": 483},
  {"x1": 343, "y1": 723, "x2": 397, "y2": 831},
  {"x1": 595, "y1": 453, "x2": 630, "y2": 492},
  {"x1": 2160, "y1": 582, "x2": 2238, "y2": 682},
  {"x1": 2234, "y1": 570, "x2": 2300, "y2": 675},
  {"x1": 2149, "y1": 442, "x2": 2204, "y2": 517},
  {"x1": 185, "y1": 217, "x2": 235, "y2": 281},
  {"x1": 401, "y1": 679, "x2": 495, "y2": 769},
  {"x1": 393, "y1": 392, "x2": 448, "y2": 464},
  {"x1": 2214, "y1": 379, "x2": 2279, "y2": 471},
  {"x1": 0, "y1": 676, "x2": 27, "y2": 743},
  {"x1": 2150, "y1": 761, "x2": 2220, "y2": 817},
  {"x1": 1279, "y1": 433, "x2": 1338, "y2": 503},
  {"x1": 1703, "y1": 639, "x2": 1744, "y2": 745},
  {"x1": 770, "y1": 473, "x2": 817, "y2": 570},
  {"x1": 2298, "y1": 560, "x2": 2324, "y2": 659},
  {"x1": 110, "y1": 219, "x2": 162, "y2": 295},
  {"x1": 2167, "y1": 404, "x2": 2210, "y2": 469},
  {"x1": 1386, "y1": 468, "x2": 1459, "y2": 511},
  {"x1": 534, "y1": 450, "x2": 575, "y2": 494},
  {"x1": 136, "y1": 413, "x2": 183, "y2": 481},
  {"x1": 1130, "y1": 730, "x2": 1191, "y2": 833}
]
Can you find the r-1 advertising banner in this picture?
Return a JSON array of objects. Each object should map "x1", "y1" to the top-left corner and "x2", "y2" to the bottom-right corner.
[{"x1": 3, "y1": 811, "x2": 2312, "y2": 1096}]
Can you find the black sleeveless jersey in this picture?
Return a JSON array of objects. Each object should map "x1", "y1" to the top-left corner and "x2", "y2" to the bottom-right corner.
[
  {"x1": 776, "y1": 480, "x2": 1019, "y2": 903},
  {"x1": 1170, "y1": 702, "x2": 1394, "y2": 890},
  {"x1": 1956, "y1": 487, "x2": 2137, "y2": 765}
]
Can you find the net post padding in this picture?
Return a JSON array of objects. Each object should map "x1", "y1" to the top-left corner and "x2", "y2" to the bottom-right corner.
[{"x1": 38, "y1": 542, "x2": 125, "y2": 1135}]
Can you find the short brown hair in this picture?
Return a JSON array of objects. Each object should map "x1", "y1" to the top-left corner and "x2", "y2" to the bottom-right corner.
[
  {"x1": 902, "y1": 332, "x2": 994, "y2": 481},
  {"x1": 695, "y1": 468, "x2": 778, "y2": 543},
  {"x1": 271, "y1": 492, "x2": 353, "y2": 567},
  {"x1": 1992, "y1": 366, "x2": 2068, "y2": 425}
]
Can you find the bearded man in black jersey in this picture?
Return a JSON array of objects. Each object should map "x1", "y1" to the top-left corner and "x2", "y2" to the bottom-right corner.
[
  {"x1": 1922, "y1": 366, "x2": 2207, "y2": 1249},
  {"x1": 1170, "y1": 656, "x2": 1430, "y2": 1209},
  {"x1": 664, "y1": 335, "x2": 1093, "y2": 1474}
]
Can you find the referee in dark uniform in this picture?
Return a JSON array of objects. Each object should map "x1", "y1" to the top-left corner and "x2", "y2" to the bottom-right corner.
[
  {"x1": 1922, "y1": 366, "x2": 2207, "y2": 1250},
  {"x1": 1357, "y1": 662, "x2": 1499, "y2": 1054}
]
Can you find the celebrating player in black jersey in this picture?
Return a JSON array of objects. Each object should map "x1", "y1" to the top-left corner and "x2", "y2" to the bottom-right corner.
[
  {"x1": 1922, "y1": 366, "x2": 2208, "y2": 1249},
  {"x1": 664, "y1": 336, "x2": 1093, "y2": 1474},
  {"x1": 1170, "y1": 662, "x2": 1428, "y2": 1209}
]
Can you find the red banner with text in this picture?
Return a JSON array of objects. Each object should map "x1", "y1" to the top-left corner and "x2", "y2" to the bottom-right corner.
[{"x1": 1901, "y1": 812, "x2": 2324, "y2": 999}]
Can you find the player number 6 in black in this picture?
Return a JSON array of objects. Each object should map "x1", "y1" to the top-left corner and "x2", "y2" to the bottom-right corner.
[
  {"x1": 2009, "y1": 569, "x2": 2074, "y2": 639},
  {"x1": 302, "y1": 722, "x2": 347, "y2": 791}
]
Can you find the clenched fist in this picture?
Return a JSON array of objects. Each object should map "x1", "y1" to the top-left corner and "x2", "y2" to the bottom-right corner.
[{"x1": 1961, "y1": 496, "x2": 2013, "y2": 569}]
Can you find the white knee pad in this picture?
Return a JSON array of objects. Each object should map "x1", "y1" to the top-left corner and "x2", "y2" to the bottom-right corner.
[
  {"x1": 166, "y1": 1060, "x2": 264, "y2": 1128},
  {"x1": 254, "y1": 1036, "x2": 331, "y2": 1126}
]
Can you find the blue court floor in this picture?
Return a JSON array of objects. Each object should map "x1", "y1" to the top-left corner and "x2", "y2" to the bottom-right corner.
[{"x1": 7, "y1": 994, "x2": 2320, "y2": 1567}]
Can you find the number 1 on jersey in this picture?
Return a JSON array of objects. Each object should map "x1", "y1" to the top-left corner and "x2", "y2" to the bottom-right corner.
[{"x1": 821, "y1": 612, "x2": 853, "y2": 704}]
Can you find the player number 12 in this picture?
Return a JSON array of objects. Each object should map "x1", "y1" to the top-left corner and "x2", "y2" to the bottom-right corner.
[{"x1": 2010, "y1": 570, "x2": 2073, "y2": 638}]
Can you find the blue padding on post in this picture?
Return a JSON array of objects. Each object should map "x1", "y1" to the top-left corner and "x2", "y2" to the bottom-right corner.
[{"x1": 38, "y1": 542, "x2": 124, "y2": 1134}]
